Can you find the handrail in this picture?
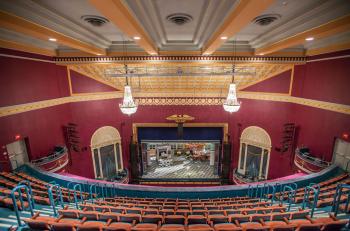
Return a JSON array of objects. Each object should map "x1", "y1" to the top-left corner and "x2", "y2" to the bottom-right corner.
[
  {"x1": 89, "y1": 184, "x2": 97, "y2": 203},
  {"x1": 289, "y1": 182, "x2": 298, "y2": 191},
  {"x1": 295, "y1": 151, "x2": 331, "y2": 167},
  {"x1": 332, "y1": 184, "x2": 350, "y2": 216},
  {"x1": 263, "y1": 183, "x2": 276, "y2": 204},
  {"x1": 255, "y1": 184, "x2": 264, "y2": 201},
  {"x1": 302, "y1": 186, "x2": 319, "y2": 217},
  {"x1": 73, "y1": 184, "x2": 83, "y2": 209},
  {"x1": 10, "y1": 184, "x2": 34, "y2": 227},
  {"x1": 18, "y1": 180, "x2": 35, "y2": 209},
  {"x1": 247, "y1": 185, "x2": 253, "y2": 197},
  {"x1": 31, "y1": 146, "x2": 67, "y2": 165},
  {"x1": 48, "y1": 184, "x2": 64, "y2": 217},
  {"x1": 281, "y1": 185, "x2": 295, "y2": 211}
]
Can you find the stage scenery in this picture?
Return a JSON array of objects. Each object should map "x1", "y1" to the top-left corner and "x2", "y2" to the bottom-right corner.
[
  {"x1": 1, "y1": 0, "x2": 350, "y2": 230},
  {"x1": 141, "y1": 141, "x2": 220, "y2": 179}
]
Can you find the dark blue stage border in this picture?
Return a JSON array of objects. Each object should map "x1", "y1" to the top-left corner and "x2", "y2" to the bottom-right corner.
[
  {"x1": 20, "y1": 164, "x2": 343, "y2": 199},
  {"x1": 137, "y1": 127, "x2": 223, "y2": 141}
]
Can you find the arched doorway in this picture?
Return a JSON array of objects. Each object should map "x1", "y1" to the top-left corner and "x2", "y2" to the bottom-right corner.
[
  {"x1": 91, "y1": 126, "x2": 123, "y2": 179},
  {"x1": 237, "y1": 126, "x2": 272, "y2": 180}
]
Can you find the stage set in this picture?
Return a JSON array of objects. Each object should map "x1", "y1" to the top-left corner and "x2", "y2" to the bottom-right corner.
[
  {"x1": 129, "y1": 118, "x2": 232, "y2": 184},
  {"x1": 141, "y1": 140, "x2": 220, "y2": 179}
]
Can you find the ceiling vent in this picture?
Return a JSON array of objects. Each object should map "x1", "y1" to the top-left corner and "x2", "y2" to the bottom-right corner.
[
  {"x1": 166, "y1": 13, "x2": 193, "y2": 25},
  {"x1": 253, "y1": 14, "x2": 281, "y2": 26},
  {"x1": 81, "y1": 15, "x2": 109, "y2": 27}
]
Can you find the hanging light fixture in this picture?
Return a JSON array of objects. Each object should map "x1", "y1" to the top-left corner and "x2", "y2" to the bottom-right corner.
[
  {"x1": 119, "y1": 40, "x2": 138, "y2": 115},
  {"x1": 223, "y1": 39, "x2": 241, "y2": 113}
]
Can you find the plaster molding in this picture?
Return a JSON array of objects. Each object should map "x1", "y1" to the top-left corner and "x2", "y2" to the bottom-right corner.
[
  {"x1": 240, "y1": 126, "x2": 272, "y2": 149},
  {"x1": 1, "y1": 92, "x2": 349, "y2": 118}
]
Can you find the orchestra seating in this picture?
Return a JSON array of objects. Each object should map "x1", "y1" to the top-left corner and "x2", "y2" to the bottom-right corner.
[{"x1": 0, "y1": 171, "x2": 349, "y2": 230}]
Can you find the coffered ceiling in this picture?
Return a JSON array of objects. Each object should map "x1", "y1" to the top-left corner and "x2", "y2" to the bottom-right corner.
[
  {"x1": 68, "y1": 62, "x2": 293, "y2": 96},
  {"x1": 0, "y1": 0, "x2": 349, "y2": 56}
]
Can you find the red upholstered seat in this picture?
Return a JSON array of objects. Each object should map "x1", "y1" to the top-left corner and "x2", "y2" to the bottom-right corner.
[
  {"x1": 321, "y1": 220, "x2": 348, "y2": 231},
  {"x1": 51, "y1": 222, "x2": 77, "y2": 231},
  {"x1": 289, "y1": 219, "x2": 312, "y2": 226},
  {"x1": 103, "y1": 222, "x2": 132, "y2": 231},
  {"x1": 132, "y1": 223, "x2": 158, "y2": 230},
  {"x1": 188, "y1": 224, "x2": 214, "y2": 231},
  {"x1": 213, "y1": 223, "x2": 241, "y2": 231},
  {"x1": 296, "y1": 223, "x2": 322, "y2": 231},
  {"x1": 159, "y1": 224, "x2": 185, "y2": 231}
]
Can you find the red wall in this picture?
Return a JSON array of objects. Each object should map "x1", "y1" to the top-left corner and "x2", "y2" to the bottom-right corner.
[
  {"x1": 0, "y1": 50, "x2": 69, "y2": 107},
  {"x1": 0, "y1": 50, "x2": 71, "y2": 169},
  {"x1": 1, "y1": 48, "x2": 349, "y2": 181},
  {"x1": 65, "y1": 98, "x2": 295, "y2": 179},
  {"x1": 70, "y1": 70, "x2": 117, "y2": 94},
  {"x1": 242, "y1": 70, "x2": 291, "y2": 94}
]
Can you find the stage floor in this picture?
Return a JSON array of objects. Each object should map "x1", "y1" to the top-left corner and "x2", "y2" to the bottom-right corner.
[{"x1": 141, "y1": 156, "x2": 219, "y2": 179}]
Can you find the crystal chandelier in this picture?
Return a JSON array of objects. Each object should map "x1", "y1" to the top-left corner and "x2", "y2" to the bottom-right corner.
[
  {"x1": 223, "y1": 39, "x2": 241, "y2": 113},
  {"x1": 119, "y1": 39, "x2": 137, "y2": 115},
  {"x1": 223, "y1": 83, "x2": 240, "y2": 112},
  {"x1": 119, "y1": 84, "x2": 138, "y2": 115}
]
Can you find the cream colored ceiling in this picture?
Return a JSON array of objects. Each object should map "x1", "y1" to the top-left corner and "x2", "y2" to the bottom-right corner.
[{"x1": 68, "y1": 62, "x2": 292, "y2": 96}]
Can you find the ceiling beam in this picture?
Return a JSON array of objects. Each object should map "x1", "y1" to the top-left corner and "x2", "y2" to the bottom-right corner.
[
  {"x1": 89, "y1": 0, "x2": 158, "y2": 55},
  {"x1": 0, "y1": 10, "x2": 106, "y2": 56},
  {"x1": 306, "y1": 40, "x2": 350, "y2": 56},
  {"x1": 0, "y1": 39, "x2": 56, "y2": 56},
  {"x1": 255, "y1": 14, "x2": 350, "y2": 55},
  {"x1": 202, "y1": 0, "x2": 275, "y2": 55}
]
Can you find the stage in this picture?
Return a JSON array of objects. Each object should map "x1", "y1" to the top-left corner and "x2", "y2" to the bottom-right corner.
[{"x1": 141, "y1": 156, "x2": 219, "y2": 179}]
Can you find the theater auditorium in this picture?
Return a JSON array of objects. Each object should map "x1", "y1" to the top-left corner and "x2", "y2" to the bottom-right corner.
[{"x1": 0, "y1": 0, "x2": 350, "y2": 230}]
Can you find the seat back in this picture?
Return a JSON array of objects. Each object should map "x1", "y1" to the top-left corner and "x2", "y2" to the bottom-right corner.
[
  {"x1": 99, "y1": 212, "x2": 119, "y2": 222},
  {"x1": 164, "y1": 215, "x2": 185, "y2": 225},
  {"x1": 52, "y1": 222, "x2": 76, "y2": 231},
  {"x1": 271, "y1": 213, "x2": 290, "y2": 221},
  {"x1": 321, "y1": 220, "x2": 347, "y2": 231},
  {"x1": 58, "y1": 209, "x2": 80, "y2": 219},
  {"x1": 251, "y1": 214, "x2": 271, "y2": 222},
  {"x1": 271, "y1": 224, "x2": 297, "y2": 231},
  {"x1": 290, "y1": 210, "x2": 309, "y2": 220},
  {"x1": 297, "y1": 224, "x2": 321, "y2": 231},
  {"x1": 118, "y1": 214, "x2": 141, "y2": 224},
  {"x1": 142, "y1": 215, "x2": 163, "y2": 224},
  {"x1": 187, "y1": 215, "x2": 207, "y2": 225},
  {"x1": 208, "y1": 215, "x2": 229, "y2": 225}
]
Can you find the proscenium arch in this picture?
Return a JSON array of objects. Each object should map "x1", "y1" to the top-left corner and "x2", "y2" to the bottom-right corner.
[
  {"x1": 238, "y1": 126, "x2": 272, "y2": 179},
  {"x1": 90, "y1": 126, "x2": 123, "y2": 179}
]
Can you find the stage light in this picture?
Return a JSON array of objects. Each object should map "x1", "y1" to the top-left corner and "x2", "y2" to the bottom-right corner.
[
  {"x1": 49, "y1": 38, "x2": 57, "y2": 42},
  {"x1": 221, "y1": 36, "x2": 228, "y2": 40},
  {"x1": 305, "y1": 37, "x2": 314, "y2": 41},
  {"x1": 133, "y1": 36, "x2": 141, "y2": 40}
]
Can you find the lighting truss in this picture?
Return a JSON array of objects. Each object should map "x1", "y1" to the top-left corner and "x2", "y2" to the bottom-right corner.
[{"x1": 104, "y1": 66, "x2": 256, "y2": 78}]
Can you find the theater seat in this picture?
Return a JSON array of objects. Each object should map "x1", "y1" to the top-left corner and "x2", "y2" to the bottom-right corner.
[
  {"x1": 213, "y1": 223, "x2": 241, "y2": 231},
  {"x1": 103, "y1": 223, "x2": 132, "y2": 231},
  {"x1": 51, "y1": 222, "x2": 77, "y2": 231},
  {"x1": 270, "y1": 224, "x2": 297, "y2": 231},
  {"x1": 296, "y1": 223, "x2": 322, "y2": 231},
  {"x1": 321, "y1": 220, "x2": 348, "y2": 231}
]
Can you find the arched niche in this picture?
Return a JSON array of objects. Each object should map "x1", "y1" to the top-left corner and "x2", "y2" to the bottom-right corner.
[
  {"x1": 237, "y1": 126, "x2": 272, "y2": 180},
  {"x1": 90, "y1": 126, "x2": 123, "y2": 179}
]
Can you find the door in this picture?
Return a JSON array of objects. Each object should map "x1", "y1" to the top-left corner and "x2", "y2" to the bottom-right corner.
[
  {"x1": 333, "y1": 138, "x2": 350, "y2": 171},
  {"x1": 7, "y1": 140, "x2": 29, "y2": 170}
]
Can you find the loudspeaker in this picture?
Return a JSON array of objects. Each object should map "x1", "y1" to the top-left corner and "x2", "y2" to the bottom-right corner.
[
  {"x1": 221, "y1": 142, "x2": 232, "y2": 181},
  {"x1": 129, "y1": 142, "x2": 140, "y2": 180}
]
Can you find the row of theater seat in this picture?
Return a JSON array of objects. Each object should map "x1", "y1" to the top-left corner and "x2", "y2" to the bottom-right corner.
[
  {"x1": 269, "y1": 173, "x2": 350, "y2": 209},
  {"x1": 24, "y1": 207, "x2": 348, "y2": 231},
  {"x1": 0, "y1": 171, "x2": 92, "y2": 210}
]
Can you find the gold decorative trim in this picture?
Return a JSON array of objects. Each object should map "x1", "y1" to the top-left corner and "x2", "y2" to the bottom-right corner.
[
  {"x1": 55, "y1": 56, "x2": 306, "y2": 64},
  {"x1": 289, "y1": 66, "x2": 294, "y2": 96},
  {"x1": 1, "y1": 92, "x2": 349, "y2": 118}
]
